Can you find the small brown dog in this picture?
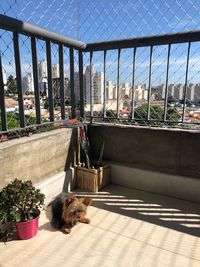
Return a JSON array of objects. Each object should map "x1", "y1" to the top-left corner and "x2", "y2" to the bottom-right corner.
[{"x1": 50, "y1": 193, "x2": 92, "y2": 234}]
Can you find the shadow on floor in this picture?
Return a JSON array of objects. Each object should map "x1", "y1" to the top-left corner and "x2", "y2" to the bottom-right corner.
[
  {"x1": 39, "y1": 205, "x2": 57, "y2": 232},
  {"x1": 73, "y1": 184, "x2": 200, "y2": 237}
]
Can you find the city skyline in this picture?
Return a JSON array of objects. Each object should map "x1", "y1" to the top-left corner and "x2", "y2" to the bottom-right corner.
[
  {"x1": 4, "y1": 60, "x2": 200, "y2": 105},
  {"x1": 2, "y1": 43, "x2": 200, "y2": 88}
]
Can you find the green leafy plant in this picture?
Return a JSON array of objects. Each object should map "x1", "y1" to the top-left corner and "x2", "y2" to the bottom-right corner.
[{"x1": 0, "y1": 179, "x2": 45, "y2": 223}]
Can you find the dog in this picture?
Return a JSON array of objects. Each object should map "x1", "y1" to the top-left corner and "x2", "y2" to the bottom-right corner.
[{"x1": 49, "y1": 193, "x2": 92, "y2": 234}]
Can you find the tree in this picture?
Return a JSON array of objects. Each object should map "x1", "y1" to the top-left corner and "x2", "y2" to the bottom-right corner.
[
  {"x1": 166, "y1": 108, "x2": 181, "y2": 122},
  {"x1": 43, "y1": 99, "x2": 49, "y2": 110},
  {"x1": 167, "y1": 96, "x2": 177, "y2": 104},
  {"x1": 65, "y1": 99, "x2": 70, "y2": 105},
  {"x1": 134, "y1": 104, "x2": 164, "y2": 120},
  {"x1": 179, "y1": 99, "x2": 192, "y2": 106},
  {"x1": 7, "y1": 75, "x2": 18, "y2": 95},
  {"x1": 106, "y1": 109, "x2": 117, "y2": 117},
  {"x1": 134, "y1": 103, "x2": 181, "y2": 123}
]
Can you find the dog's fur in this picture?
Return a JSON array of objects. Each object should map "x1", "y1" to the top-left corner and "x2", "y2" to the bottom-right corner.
[{"x1": 50, "y1": 193, "x2": 92, "y2": 234}]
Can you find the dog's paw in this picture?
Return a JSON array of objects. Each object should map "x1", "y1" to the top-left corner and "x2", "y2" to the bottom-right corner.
[
  {"x1": 85, "y1": 218, "x2": 90, "y2": 224},
  {"x1": 63, "y1": 227, "x2": 71, "y2": 234},
  {"x1": 79, "y1": 217, "x2": 90, "y2": 224}
]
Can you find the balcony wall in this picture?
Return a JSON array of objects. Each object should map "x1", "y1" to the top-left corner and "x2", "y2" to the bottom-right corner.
[
  {"x1": 1, "y1": 124, "x2": 200, "y2": 202},
  {"x1": 0, "y1": 128, "x2": 79, "y2": 197},
  {"x1": 88, "y1": 124, "x2": 200, "y2": 202}
]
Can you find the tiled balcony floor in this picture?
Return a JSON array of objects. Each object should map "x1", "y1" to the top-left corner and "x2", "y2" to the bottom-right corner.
[{"x1": 0, "y1": 185, "x2": 200, "y2": 267}]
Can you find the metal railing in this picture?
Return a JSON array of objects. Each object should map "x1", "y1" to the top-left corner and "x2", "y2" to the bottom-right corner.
[
  {"x1": 84, "y1": 31, "x2": 200, "y2": 128},
  {"x1": 1, "y1": 14, "x2": 200, "y2": 135},
  {"x1": 0, "y1": 14, "x2": 86, "y2": 134}
]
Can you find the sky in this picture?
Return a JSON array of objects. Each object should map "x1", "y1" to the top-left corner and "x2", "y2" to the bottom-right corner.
[
  {"x1": 1, "y1": 0, "x2": 200, "y2": 85},
  {"x1": 0, "y1": 0, "x2": 199, "y2": 41}
]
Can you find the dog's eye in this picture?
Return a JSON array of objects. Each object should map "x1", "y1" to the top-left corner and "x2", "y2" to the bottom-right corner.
[{"x1": 73, "y1": 210, "x2": 79, "y2": 215}]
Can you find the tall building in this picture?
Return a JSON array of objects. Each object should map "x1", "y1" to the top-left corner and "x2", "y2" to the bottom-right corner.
[
  {"x1": 52, "y1": 77, "x2": 70, "y2": 99},
  {"x1": 22, "y1": 73, "x2": 34, "y2": 93},
  {"x1": 168, "y1": 84, "x2": 175, "y2": 98},
  {"x1": 194, "y1": 84, "x2": 200, "y2": 102},
  {"x1": 187, "y1": 84, "x2": 195, "y2": 102},
  {"x1": 93, "y1": 71, "x2": 104, "y2": 104},
  {"x1": 74, "y1": 72, "x2": 88, "y2": 105},
  {"x1": 157, "y1": 84, "x2": 166, "y2": 99},
  {"x1": 38, "y1": 61, "x2": 60, "y2": 79},
  {"x1": 38, "y1": 60, "x2": 48, "y2": 80},
  {"x1": 106, "y1": 80, "x2": 114, "y2": 99},
  {"x1": 120, "y1": 83, "x2": 131, "y2": 98},
  {"x1": 84, "y1": 65, "x2": 104, "y2": 105},
  {"x1": 142, "y1": 89, "x2": 148, "y2": 100},
  {"x1": 174, "y1": 84, "x2": 184, "y2": 100},
  {"x1": 85, "y1": 65, "x2": 93, "y2": 104},
  {"x1": 134, "y1": 84, "x2": 148, "y2": 101},
  {"x1": 38, "y1": 60, "x2": 48, "y2": 95},
  {"x1": 39, "y1": 77, "x2": 48, "y2": 96},
  {"x1": 52, "y1": 64, "x2": 59, "y2": 79}
]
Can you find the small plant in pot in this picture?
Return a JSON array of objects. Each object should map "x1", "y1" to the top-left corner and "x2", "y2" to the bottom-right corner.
[{"x1": 0, "y1": 178, "x2": 45, "y2": 241}]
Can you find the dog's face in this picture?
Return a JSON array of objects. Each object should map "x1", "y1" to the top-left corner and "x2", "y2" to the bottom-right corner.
[{"x1": 62, "y1": 195, "x2": 92, "y2": 225}]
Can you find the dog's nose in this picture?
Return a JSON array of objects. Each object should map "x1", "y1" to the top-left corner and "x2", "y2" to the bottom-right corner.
[{"x1": 76, "y1": 212, "x2": 81, "y2": 218}]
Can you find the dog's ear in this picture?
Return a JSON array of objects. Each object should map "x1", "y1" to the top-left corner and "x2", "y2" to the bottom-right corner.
[
  {"x1": 65, "y1": 195, "x2": 77, "y2": 207},
  {"x1": 82, "y1": 197, "x2": 92, "y2": 206}
]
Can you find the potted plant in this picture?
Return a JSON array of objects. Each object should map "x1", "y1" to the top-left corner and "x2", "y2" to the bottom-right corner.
[
  {"x1": 75, "y1": 126, "x2": 110, "y2": 192},
  {"x1": 0, "y1": 178, "x2": 45, "y2": 241}
]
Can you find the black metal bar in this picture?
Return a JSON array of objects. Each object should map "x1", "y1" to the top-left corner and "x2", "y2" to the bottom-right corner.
[
  {"x1": 103, "y1": 50, "x2": 107, "y2": 118},
  {"x1": 85, "y1": 31, "x2": 200, "y2": 52},
  {"x1": 117, "y1": 49, "x2": 121, "y2": 118},
  {"x1": 131, "y1": 47, "x2": 136, "y2": 120},
  {"x1": 13, "y1": 32, "x2": 25, "y2": 128},
  {"x1": 147, "y1": 46, "x2": 153, "y2": 120},
  {"x1": 70, "y1": 47, "x2": 76, "y2": 118},
  {"x1": 59, "y1": 44, "x2": 65, "y2": 120},
  {"x1": 0, "y1": 53, "x2": 7, "y2": 131},
  {"x1": 31, "y1": 36, "x2": 41, "y2": 125},
  {"x1": 90, "y1": 51, "x2": 93, "y2": 123},
  {"x1": 46, "y1": 40, "x2": 54, "y2": 121},
  {"x1": 182, "y1": 42, "x2": 191, "y2": 123},
  {"x1": 78, "y1": 50, "x2": 84, "y2": 118},
  {"x1": 0, "y1": 14, "x2": 86, "y2": 50},
  {"x1": 163, "y1": 44, "x2": 171, "y2": 122}
]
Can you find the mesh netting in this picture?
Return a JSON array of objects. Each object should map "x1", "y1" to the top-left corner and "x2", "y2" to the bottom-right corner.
[
  {"x1": 1, "y1": 0, "x2": 200, "y2": 41},
  {"x1": 1, "y1": 0, "x2": 200, "y2": 131}
]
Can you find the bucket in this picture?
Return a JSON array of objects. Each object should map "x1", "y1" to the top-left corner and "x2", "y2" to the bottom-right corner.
[{"x1": 15, "y1": 215, "x2": 39, "y2": 240}]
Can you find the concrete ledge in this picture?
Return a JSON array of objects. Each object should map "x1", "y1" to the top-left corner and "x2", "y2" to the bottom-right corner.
[
  {"x1": 0, "y1": 128, "x2": 78, "y2": 190},
  {"x1": 110, "y1": 162, "x2": 200, "y2": 203},
  {"x1": 36, "y1": 171, "x2": 66, "y2": 204},
  {"x1": 88, "y1": 124, "x2": 200, "y2": 179},
  {"x1": 35, "y1": 168, "x2": 76, "y2": 205}
]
